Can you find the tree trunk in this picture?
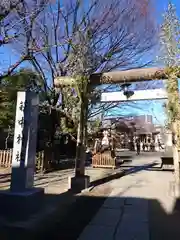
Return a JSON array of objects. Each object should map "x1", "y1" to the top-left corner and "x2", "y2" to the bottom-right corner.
[
  {"x1": 43, "y1": 145, "x2": 51, "y2": 172},
  {"x1": 75, "y1": 78, "x2": 89, "y2": 177},
  {"x1": 172, "y1": 145, "x2": 180, "y2": 196},
  {"x1": 44, "y1": 108, "x2": 57, "y2": 169},
  {"x1": 75, "y1": 100, "x2": 86, "y2": 177},
  {"x1": 83, "y1": 97, "x2": 88, "y2": 148},
  {"x1": 81, "y1": 98, "x2": 88, "y2": 168},
  {"x1": 172, "y1": 121, "x2": 180, "y2": 197},
  {"x1": 166, "y1": 70, "x2": 180, "y2": 197}
]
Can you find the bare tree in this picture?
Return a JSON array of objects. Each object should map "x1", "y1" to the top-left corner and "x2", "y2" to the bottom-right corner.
[
  {"x1": 4, "y1": 0, "x2": 157, "y2": 175},
  {"x1": 7, "y1": 0, "x2": 157, "y2": 90},
  {"x1": 0, "y1": 0, "x2": 50, "y2": 79}
]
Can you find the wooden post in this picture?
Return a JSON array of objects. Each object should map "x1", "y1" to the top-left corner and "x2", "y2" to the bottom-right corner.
[{"x1": 172, "y1": 122, "x2": 180, "y2": 197}]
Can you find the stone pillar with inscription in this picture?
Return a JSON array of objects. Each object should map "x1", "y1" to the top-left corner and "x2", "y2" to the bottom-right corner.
[{"x1": 0, "y1": 91, "x2": 44, "y2": 221}]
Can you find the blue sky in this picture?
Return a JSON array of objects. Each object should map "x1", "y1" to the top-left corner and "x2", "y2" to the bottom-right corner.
[
  {"x1": 157, "y1": 0, "x2": 180, "y2": 16},
  {"x1": 1, "y1": 0, "x2": 180, "y2": 126},
  {"x1": 106, "y1": 0, "x2": 180, "y2": 126}
]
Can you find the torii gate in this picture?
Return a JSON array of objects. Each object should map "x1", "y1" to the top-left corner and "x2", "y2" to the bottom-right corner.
[{"x1": 55, "y1": 67, "x2": 180, "y2": 191}]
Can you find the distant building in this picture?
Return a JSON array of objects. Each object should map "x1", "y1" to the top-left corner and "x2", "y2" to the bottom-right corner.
[{"x1": 103, "y1": 115, "x2": 165, "y2": 150}]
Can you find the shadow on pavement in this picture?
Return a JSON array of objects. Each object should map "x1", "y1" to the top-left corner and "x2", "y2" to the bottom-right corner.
[
  {"x1": 122, "y1": 162, "x2": 158, "y2": 175},
  {"x1": 149, "y1": 197, "x2": 180, "y2": 240},
  {"x1": 0, "y1": 162, "x2": 159, "y2": 190},
  {"x1": 1, "y1": 191, "x2": 180, "y2": 240}
]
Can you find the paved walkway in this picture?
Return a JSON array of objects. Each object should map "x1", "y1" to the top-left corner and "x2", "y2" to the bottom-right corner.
[
  {"x1": 78, "y1": 152, "x2": 177, "y2": 240},
  {"x1": 0, "y1": 166, "x2": 118, "y2": 194}
]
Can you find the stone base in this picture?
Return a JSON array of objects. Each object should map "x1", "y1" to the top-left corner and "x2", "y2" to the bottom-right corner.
[
  {"x1": 0, "y1": 188, "x2": 44, "y2": 221},
  {"x1": 68, "y1": 175, "x2": 90, "y2": 192}
]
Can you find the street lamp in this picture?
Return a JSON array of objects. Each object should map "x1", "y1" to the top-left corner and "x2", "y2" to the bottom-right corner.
[{"x1": 121, "y1": 83, "x2": 134, "y2": 99}]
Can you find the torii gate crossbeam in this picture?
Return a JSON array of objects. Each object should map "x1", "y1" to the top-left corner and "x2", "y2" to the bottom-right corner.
[{"x1": 54, "y1": 67, "x2": 170, "y2": 87}]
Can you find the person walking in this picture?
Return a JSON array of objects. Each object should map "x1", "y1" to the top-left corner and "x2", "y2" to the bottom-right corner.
[{"x1": 136, "y1": 137, "x2": 141, "y2": 155}]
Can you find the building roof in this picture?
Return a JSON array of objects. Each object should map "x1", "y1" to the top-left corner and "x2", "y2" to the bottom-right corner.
[{"x1": 104, "y1": 115, "x2": 159, "y2": 134}]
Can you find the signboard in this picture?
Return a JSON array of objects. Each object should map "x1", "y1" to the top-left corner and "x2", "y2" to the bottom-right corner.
[{"x1": 101, "y1": 89, "x2": 167, "y2": 102}]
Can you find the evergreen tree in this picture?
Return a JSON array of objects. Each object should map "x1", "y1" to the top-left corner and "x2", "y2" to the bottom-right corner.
[{"x1": 0, "y1": 68, "x2": 41, "y2": 130}]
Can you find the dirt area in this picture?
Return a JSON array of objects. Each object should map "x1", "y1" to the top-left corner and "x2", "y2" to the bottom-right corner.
[{"x1": 0, "y1": 166, "x2": 120, "y2": 193}]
